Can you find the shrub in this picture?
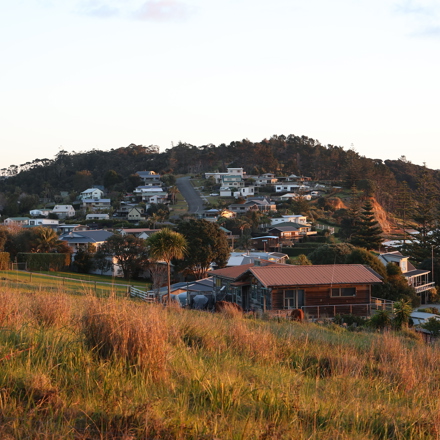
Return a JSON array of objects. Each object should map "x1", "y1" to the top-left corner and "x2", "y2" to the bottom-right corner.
[
  {"x1": 81, "y1": 298, "x2": 168, "y2": 379},
  {"x1": 29, "y1": 293, "x2": 72, "y2": 328},
  {"x1": 0, "y1": 252, "x2": 10, "y2": 270}
]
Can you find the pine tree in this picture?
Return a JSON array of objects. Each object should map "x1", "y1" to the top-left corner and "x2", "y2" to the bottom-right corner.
[{"x1": 350, "y1": 199, "x2": 383, "y2": 250}]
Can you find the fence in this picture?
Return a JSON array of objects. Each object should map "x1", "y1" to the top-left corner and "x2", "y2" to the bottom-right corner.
[
  {"x1": 129, "y1": 286, "x2": 156, "y2": 302},
  {"x1": 302, "y1": 298, "x2": 395, "y2": 319}
]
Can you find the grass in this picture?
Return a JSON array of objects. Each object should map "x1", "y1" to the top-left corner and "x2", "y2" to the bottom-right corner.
[
  {"x1": 0, "y1": 270, "x2": 138, "y2": 297},
  {"x1": 1, "y1": 286, "x2": 440, "y2": 438}
]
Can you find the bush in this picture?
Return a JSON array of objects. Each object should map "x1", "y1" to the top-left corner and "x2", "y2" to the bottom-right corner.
[
  {"x1": 0, "y1": 252, "x2": 10, "y2": 270},
  {"x1": 81, "y1": 298, "x2": 168, "y2": 379},
  {"x1": 17, "y1": 253, "x2": 70, "y2": 271}
]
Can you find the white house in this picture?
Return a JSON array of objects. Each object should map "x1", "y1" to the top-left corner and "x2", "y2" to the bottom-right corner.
[
  {"x1": 52, "y1": 205, "x2": 76, "y2": 219},
  {"x1": 30, "y1": 209, "x2": 51, "y2": 217},
  {"x1": 28, "y1": 218, "x2": 60, "y2": 228},
  {"x1": 82, "y1": 198, "x2": 111, "y2": 212},
  {"x1": 136, "y1": 171, "x2": 161, "y2": 186},
  {"x1": 205, "y1": 168, "x2": 245, "y2": 183},
  {"x1": 233, "y1": 186, "x2": 255, "y2": 198},
  {"x1": 271, "y1": 215, "x2": 309, "y2": 226},
  {"x1": 80, "y1": 188, "x2": 104, "y2": 200},
  {"x1": 275, "y1": 184, "x2": 310, "y2": 193},
  {"x1": 3, "y1": 217, "x2": 30, "y2": 226},
  {"x1": 86, "y1": 213, "x2": 110, "y2": 220}
]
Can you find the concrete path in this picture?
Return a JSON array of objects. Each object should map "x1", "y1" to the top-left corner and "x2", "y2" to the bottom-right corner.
[{"x1": 176, "y1": 176, "x2": 206, "y2": 214}]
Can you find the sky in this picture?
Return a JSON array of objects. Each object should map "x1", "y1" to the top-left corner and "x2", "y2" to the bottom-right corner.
[{"x1": 1, "y1": 0, "x2": 440, "y2": 171}]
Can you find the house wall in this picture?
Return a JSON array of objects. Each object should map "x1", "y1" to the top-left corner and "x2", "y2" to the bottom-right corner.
[{"x1": 271, "y1": 284, "x2": 371, "y2": 315}]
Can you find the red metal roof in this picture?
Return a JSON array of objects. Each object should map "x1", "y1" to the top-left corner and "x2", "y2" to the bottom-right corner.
[
  {"x1": 249, "y1": 264, "x2": 383, "y2": 287},
  {"x1": 210, "y1": 263, "x2": 255, "y2": 279}
]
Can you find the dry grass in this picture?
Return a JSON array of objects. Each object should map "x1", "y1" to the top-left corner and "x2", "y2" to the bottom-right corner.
[
  {"x1": 29, "y1": 292, "x2": 72, "y2": 327},
  {"x1": 3, "y1": 284, "x2": 440, "y2": 438},
  {"x1": 81, "y1": 297, "x2": 168, "y2": 379}
]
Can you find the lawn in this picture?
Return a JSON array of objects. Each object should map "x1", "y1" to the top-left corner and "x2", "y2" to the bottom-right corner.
[{"x1": 0, "y1": 269, "x2": 151, "y2": 297}]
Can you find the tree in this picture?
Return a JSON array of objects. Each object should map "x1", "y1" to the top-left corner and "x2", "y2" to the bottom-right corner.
[
  {"x1": 176, "y1": 220, "x2": 230, "y2": 279},
  {"x1": 93, "y1": 247, "x2": 113, "y2": 275},
  {"x1": 31, "y1": 227, "x2": 68, "y2": 253},
  {"x1": 73, "y1": 244, "x2": 96, "y2": 274},
  {"x1": 100, "y1": 234, "x2": 149, "y2": 280},
  {"x1": 308, "y1": 243, "x2": 356, "y2": 265},
  {"x1": 344, "y1": 247, "x2": 387, "y2": 278},
  {"x1": 350, "y1": 199, "x2": 383, "y2": 250},
  {"x1": 294, "y1": 254, "x2": 312, "y2": 265},
  {"x1": 103, "y1": 170, "x2": 123, "y2": 189},
  {"x1": 147, "y1": 228, "x2": 187, "y2": 304},
  {"x1": 393, "y1": 299, "x2": 412, "y2": 330}
]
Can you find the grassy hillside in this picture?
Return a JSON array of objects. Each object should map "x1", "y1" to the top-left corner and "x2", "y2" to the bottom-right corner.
[{"x1": 0, "y1": 285, "x2": 438, "y2": 439}]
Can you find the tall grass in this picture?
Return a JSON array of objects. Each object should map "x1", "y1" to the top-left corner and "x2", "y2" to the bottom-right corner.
[{"x1": 1, "y1": 285, "x2": 440, "y2": 438}]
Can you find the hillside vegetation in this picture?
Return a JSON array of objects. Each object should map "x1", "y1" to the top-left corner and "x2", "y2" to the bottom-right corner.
[
  {"x1": 1, "y1": 136, "x2": 439, "y2": 213},
  {"x1": 1, "y1": 282, "x2": 439, "y2": 439}
]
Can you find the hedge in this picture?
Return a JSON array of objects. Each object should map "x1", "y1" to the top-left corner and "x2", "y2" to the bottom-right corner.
[
  {"x1": 17, "y1": 253, "x2": 71, "y2": 271},
  {"x1": 0, "y1": 252, "x2": 10, "y2": 270}
]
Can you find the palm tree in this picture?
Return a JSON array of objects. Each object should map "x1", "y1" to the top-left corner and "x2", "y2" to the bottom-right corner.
[
  {"x1": 168, "y1": 186, "x2": 179, "y2": 205},
  {"x1": 31, "y1": 226, "x2": 67, "y2": 253},
  {"x1": 147, "y1": 228, "x2": 187, "y2": 305}
]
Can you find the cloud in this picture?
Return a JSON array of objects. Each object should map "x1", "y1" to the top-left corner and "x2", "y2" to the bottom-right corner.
[
  {"x1": 133, "y1": 0, "x2": 193, "y2": 22},
  {"x1": 394, "y1": 0, "x2": 440, "y2": 37},
  {"x1": 76, "y1": 0, "x2": 120, "y2": 18}
]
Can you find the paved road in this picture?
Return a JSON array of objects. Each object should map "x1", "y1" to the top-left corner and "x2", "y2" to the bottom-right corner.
[{"x1": 176, "y1": 176, "x2": 206, "y2": 214}]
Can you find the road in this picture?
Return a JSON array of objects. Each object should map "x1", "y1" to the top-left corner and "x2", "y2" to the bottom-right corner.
[{"x1": 176, "y1": 176, "x2": 206, "y2": 214}]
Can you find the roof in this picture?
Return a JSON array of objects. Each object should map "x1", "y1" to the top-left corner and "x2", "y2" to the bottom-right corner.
[
  {"x1": 60, "y1": 230, "x2": 113, "y2": 243},
  {"x1": 268, "y1": 225, "x2": 301, "y2": 232},
  {"x1": 405, "y1": 269, "x2": 431, "y2": 277},
  {"x1": 210, "y1": 263, "x2": 255, "y2": 279},
  {"x1": 248, "y1": 264, "x2": 383, "y2": 287}
]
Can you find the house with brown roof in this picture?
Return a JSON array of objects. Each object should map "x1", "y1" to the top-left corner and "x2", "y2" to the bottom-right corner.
[{"x1": 210, "y1": 263, "x2": 383, "y2": 316}]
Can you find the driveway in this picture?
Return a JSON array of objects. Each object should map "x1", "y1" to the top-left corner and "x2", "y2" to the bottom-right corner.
[{"x1": 176, "y1": 176, "x2": 206, "y2": 214}]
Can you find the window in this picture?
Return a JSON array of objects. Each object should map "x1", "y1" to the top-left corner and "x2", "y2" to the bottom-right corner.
[
  {"x1": 283, "y1": 289, "x2": 305, "y2": 309},
  {"x1": 330, "y1": 287, "x2": 356, "y2": 297},
  {"x1": 215, "y1": 278, "x2": 223, "y2": 288}
]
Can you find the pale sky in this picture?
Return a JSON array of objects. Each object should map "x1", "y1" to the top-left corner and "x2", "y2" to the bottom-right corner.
[{"x1": 1, "y1": 0, "x2": 439, "y2": 171}]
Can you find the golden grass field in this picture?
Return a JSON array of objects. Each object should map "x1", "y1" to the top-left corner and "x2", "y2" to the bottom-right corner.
[{"x1": 0, "y1": 278, "x2": 439, "y2": 439}]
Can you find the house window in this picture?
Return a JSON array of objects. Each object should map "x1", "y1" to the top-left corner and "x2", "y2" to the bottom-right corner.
[
  {"x1": 330, "y1": 287, "x2": 356, "y2": 297},
  {"x1": 283, "y1": 289, "x2": 305, "y2": 309},
  {"x1": 215, "y1": 278, "x2": 222, "y2": 288}
]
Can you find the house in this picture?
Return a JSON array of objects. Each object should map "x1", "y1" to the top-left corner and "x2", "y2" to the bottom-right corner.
[
  {"x1": 378, "y1": 251, "x2": 435, "y2": 303},
  {"x1": 255, "y1": 173, "x2": 278, "y2": 187},
  {"x1": 222, "y1": 174, "x2": 244, "y2": 188},
  {"x1": 234, "y1": 186, "x2": 255, "y2": 198},
  {"x1": 27, "y1": 218, "x2": 60, "y2": 228},
  {"x1": 271, "y1": 215, "x2": 309, "y2": 226},
  {"x1": 277, "y1": 193, "x2": 312, "y2": 201},
  {"x1": 3, "y1": 217, "x2": 30, "y2": 226},
  {"x1": 30, "y1": 209, "x2": 51, "y2": 217},
  {"x1": 229, "y1": 199, "x2": 276, "y2": 214},
  {"x1": 132, "y1": 186, "x2": 168, "y2": 204},
  {"x1": 82, "y1": 198, "x2": 111, "y2": 212},
  {"x1": 118, "y1": 228, "x2": 159, "y2": 239},
  {"x1": 127, "y1": 207, "x2": 145, "y2": 221},
  {"x1": 59, "y1": 230, "x2": 114, "y2": 254},
  {"x1": 275, "y1": 183, "x2": 310, "y2": 193},
  {"x1": 52, "y1": 205, "x2": 75, "y2": 219},
  {"x1": 205, "y1": 168, "x2": 245, "y2": 183},
  {"x1": 80, "y1": 188, "x2": 104, "y2": 200},
  {"x1": 210, "y1": 263, "x2": 383, "y2": 315},
  {"x1": 268, "y1": 224, "x2": 317, "y2": 244},
  {"x1": 136, "y1": 171, "x2": 162, "y2": 186},
  {"x1": 226, "y1": 252, "x2": 288, "y2": 267},
  {"x1": 86, "y1": 213, "x2": 110, "y2": 220}
]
